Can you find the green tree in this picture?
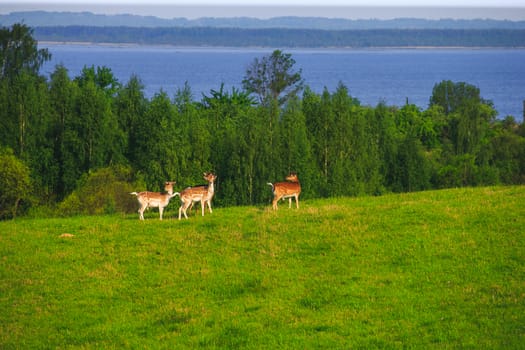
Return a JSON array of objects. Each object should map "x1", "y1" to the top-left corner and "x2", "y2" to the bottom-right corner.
[
  {"x1": 133, "y1": 90, "x2": 178, "y2": 189},
  {"x1": 323, "y1": 83, "x2": 381, "y2": 196},
  {"x1": 200, "y1": 83, "x2": 256, "y2": 206},
  {"x1": 49, "y1": 64, "x2": 77, "y2": 200},
  {"x1": 60, "y1": 67, "x2": 125, "y2": 194},
  {"x1": 390, "y1": 104, "x2": 432, "y2": 192},
  {"x1": 0, "y1": 147, "x2": 31, "y2": 219},
  {"x1": 75, "y1": 78, "x2": 117, "y2": 169},
  {"x1": 0, "y1": 68, "x2": 57, "y2": 204},
  {"x1": 244, "y1": 100, "x2": 283, "y2": 204},
  {"x1": 242, "y1": 49, "x2": 304, "y2": 106},
  {"x1": 420, "y1": 104, "x2": 445, "y2": 149},
  {"x1": 172, "y1": 84, "x2": 213, "y2": 188},
  {"x1": 0, "y1": 24, "x2": 53, "y2": 187},
  {"x1": 429, "y1": 80, "x2": 496, "y2": 156},
  {"x1": 374, "y1": 102, "x2": 399, "y2": 192},
  {"x1": 394, "y1": 132, "x2": 432, "y2": 192},
  {"x1": 201, "y1": 83, "x2": 255, "y2": 128},
  {"x1": 0, "y1": 24, "x2": 55, "y2": 203},
  {"x1": 58, "y1": 165, "x2": 139, "y2": 216},
  {"x1": 0, "y1": 23, "x2": 50, "y2": 81},
  {"x1": 19, "y1": 73, "x2": 56, "y2": 202},
  {"x1": 328, "y1": 83, "x2": 355, "y2": 196},
  {"x1": 217, "y1": 108, "x2": 260, "y2": 206},
  {"x1": 303, "y1": 84, "x2": 376, "y2": 197},
  {"x1": 429, "y1": 80, "x2": 498, "y2": 187},
  {"x1": 75, "y1": 65, "x2": 121, "y2": 97},
  {"x1": 429, "y1": 80, "x2": 490, "y2": 116},
  {"x1": 115, "y1": 74, "x2": 148, "y2": 162},
  {"x1": 489, "y1": 116, "x2": 525, "y2": 184},
  {"x1": 453, "y1": 101, "x2": 496, "y2": 156},
  {"x1": 360, "y1": 107, "x2": 385, "y2": 194},
  {"x1": 303, "y1": 87, "x2": 332, "y2": 196},
  {"x1": 280, "y1": 96, "x2": 316, "y2": 198}
]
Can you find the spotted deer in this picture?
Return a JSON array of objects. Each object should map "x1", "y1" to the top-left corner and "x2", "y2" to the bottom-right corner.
[
  {"x1": 177, "y1": 172, "x2": 217, "y2": 220},
  {"x1": 130, "y1": 181, "x2": 176, "y2": 220},
  {"x1": 267, "y1": 172, "x2": 301, "y2": 210}
]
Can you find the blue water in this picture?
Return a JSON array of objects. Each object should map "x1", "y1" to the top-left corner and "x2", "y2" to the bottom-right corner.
[{"x1": 40, "y1": 44, "x2": 525, "y2": 118}]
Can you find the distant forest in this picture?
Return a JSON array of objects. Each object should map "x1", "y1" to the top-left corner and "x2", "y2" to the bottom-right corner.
[
  {"x1": 3, "y1": 11, "x2": 525, "y2": 48},
  {"x1": 34, "y1": 26, "x2": 525, "y2": 48},
  {"x1": 3, "y1": 11, "x2": 525, "y2": 29}
]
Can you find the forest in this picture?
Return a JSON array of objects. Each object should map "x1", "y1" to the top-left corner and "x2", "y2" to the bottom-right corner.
[
  {"x1": 33, "y1": 26, "x2": 525, "y2": 48},
  {"x1": 4, "y1": 11, "x2": 525, "y2": 29},
  {"x1": 1, "y1": 24, "x2": 525, "y2": 219}
]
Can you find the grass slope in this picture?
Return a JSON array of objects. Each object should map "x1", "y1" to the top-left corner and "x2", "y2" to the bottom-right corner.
[{"x1": 1, "y1": 186, "x2": 524, "y2": 348}]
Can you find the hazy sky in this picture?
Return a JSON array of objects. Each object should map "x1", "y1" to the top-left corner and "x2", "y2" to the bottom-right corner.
[{"x1": 1, "y1": 0, "x2": 525, "y2": 20}]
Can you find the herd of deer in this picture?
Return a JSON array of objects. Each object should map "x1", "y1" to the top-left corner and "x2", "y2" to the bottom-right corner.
[{"x1": 129, "y1": 172, "x2": 301, "y2": 220}]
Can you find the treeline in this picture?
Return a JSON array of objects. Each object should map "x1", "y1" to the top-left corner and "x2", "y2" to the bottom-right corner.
[
  {"x1": 1, "y1": 24, "x2": 525, "y2": 219},
  {"x1": 5, "y1": 11, "x2": 525, "y2": 30},
  {"x1": 34, "y1": 26, "x2": 525, "y2": 48}
]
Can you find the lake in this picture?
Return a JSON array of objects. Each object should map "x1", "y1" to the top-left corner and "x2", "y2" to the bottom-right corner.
[{"x1": 40, "y1": 44, "x2": 525, "y2": 119}]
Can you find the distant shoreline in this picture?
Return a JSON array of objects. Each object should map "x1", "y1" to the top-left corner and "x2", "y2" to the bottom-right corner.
[
  {"x1": 33, "y1": 26, "x2": 525, "y2": 49},
  {"x1": 38, "y1": 41, "x2": 525, "y2": 51}
]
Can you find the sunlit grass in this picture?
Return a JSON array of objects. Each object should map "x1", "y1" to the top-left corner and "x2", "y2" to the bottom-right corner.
[{"x1": 1, "y1": 186, "x2": 524, "y2": 348}]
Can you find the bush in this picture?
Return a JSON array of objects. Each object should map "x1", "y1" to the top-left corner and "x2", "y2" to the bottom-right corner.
[
  {"x1": 0, "y1": 148, "x2": 31, "y2": 219},
  {"x1": 58, "y1": 165, "x2": 140, "y2": 216}
]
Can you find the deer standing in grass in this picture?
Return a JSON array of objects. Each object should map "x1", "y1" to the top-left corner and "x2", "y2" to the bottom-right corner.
[
  {"x1": 177, "y1": 172, "x2": 217, "y2": 220},
  {"x1": 130, "y1": 181, "x2": 176, "y2": 220},
  {"x1": 267, "y1": 172, "x2": 301, "y2": 210}
]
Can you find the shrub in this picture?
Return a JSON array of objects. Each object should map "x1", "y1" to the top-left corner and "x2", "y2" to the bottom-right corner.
[
  {"x1": 0, "y1": 148, "x2": 31, "y2": 219},
  {"x1": 58, "y1": 165, "x2": 140, "y2": 216}
]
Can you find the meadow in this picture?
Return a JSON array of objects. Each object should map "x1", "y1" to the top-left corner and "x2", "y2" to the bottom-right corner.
[{"x1": 1, "y1": 186, "x2": 524, "y2": 349}]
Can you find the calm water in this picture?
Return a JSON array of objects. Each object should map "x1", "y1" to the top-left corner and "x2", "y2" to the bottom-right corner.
[{"x1": 40, "y1": 44, "x2": 525, "y2": 118}]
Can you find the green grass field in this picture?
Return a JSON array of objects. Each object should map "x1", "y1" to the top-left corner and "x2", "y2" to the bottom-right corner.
[{"x1": 1, "y1": 186, "x2": 524, "y2": 349}]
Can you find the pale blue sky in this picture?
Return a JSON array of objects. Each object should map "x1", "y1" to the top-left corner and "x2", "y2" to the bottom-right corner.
[{"x1": 1, "y1": 0, "x2": 524, "y2": 20}]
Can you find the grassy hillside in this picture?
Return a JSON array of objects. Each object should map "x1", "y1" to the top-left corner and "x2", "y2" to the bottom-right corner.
[{"x1": 1, "y1": 186, "x2": 523, "y2": 348}]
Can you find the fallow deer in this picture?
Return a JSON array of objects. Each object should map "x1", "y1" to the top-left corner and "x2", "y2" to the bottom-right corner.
[
  {"x1": 267, "y1": 172, "x2": 301, "y2": 210},
  {"x1": 130, "y1": 181, "x2": 177, "y2": 220},
  {"x1": 177, "y1": 172, "x2": 217, "y2": 220}
]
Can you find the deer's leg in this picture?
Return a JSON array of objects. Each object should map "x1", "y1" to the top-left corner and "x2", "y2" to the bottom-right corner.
[
  {"x1": 272, "y1": 195, "x2": 280, "y2": 210},
  {"x1": 180, "y1": 200, "x2": 191, "y2": 219},
  {"x1": 184, "y1": 202, "x2": 191, "y2": 219},
  {"x1": 178, "y1": 199, "x2": 187, "y2": 220},
  {"x1": 139, "y1": 203, "x2": 147, "y2": 220},
  {"x1": 159, "y1": 206, "x2": 164, "y2": 220},
  {"x1": 295, "y1": 194, "x2": 299, "y2": 209}
]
